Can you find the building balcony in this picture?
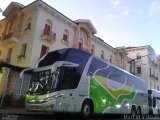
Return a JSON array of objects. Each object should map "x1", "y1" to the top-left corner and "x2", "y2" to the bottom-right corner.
[
  {"x1": 41, "y1": 30, "x2": 56, "y2": 43},
  {"x1": 0, "y1": 32, "x2": 19, "y2": 45},
  {"x1": 150, "y1": 74, "x2": 155, "y2": 79},
  {"x1": 0, "y1": 58, "x2": 11, "y2": 64},
  {"x1": 150, "y1": 74, "x2": 159, "y2": 81},
  {"x1": 61, "y1": 39, "x2": 69, "y2": 46}
]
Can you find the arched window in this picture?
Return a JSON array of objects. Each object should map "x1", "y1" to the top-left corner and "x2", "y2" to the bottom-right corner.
[
  {"x1": 110, "y1": 55, "x2": 112, "y2": 63},
  {"x1": 91, "y1": 45, "x2": 95, "y2": 54},
  {"x1": 43, "y1": 19, "x2": 52, "y2": 36},
  {"x1": 136, "y1": 53, "x2": 141, "y2": 60},
  {"x1": 78, "y1": 39, "x2": 83, "y2": 50},
  {"x1": 101, "y1": 50, "x2": 104, "y2": 59},
  {"x1": 62, "y1": 29, "x2": 69, "y2": 42},
  {"x1": 40, "y1": 45, "x2": 49, "y2": 58},
  {"x1": 25, "y1": 17, "x2": 32, "y2": 30}
]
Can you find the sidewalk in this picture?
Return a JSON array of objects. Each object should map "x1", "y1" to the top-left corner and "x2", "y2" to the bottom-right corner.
[{"x1": 0, "y1": 106, "x2": 45, "y2": 114}]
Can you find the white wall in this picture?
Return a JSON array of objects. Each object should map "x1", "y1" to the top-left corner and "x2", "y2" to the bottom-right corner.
[
  {"x1": 92, "y1": 37, "x2": 115, "y2": 64},
  {"x1": 127, "y1": 46, "x2": 160, "y2": 90},
  {"x1": 29, "y1": 8, "x2": 76, "y2": 67}
]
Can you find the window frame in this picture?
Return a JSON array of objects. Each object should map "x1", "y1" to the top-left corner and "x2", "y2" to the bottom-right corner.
[
  {"x1": 137, "y1": 66, "x2": 141, "y2": 74},
  {"x1": 19, "y1": 43, "x2": 27, "y2": 58}
]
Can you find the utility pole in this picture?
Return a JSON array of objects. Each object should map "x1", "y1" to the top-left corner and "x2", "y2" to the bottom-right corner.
[{"x1": 128, "y1": 59, "x2": 135, "y2": 75}]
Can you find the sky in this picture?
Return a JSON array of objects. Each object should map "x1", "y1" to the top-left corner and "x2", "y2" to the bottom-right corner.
[{"x1": 1, "y1": 0, "x2": 160, "y2": 55}]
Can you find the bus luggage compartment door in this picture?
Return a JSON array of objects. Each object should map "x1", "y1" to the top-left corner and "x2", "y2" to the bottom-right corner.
[{"x1": 56, "y1": 89, "x2": 76, "y2": 112}]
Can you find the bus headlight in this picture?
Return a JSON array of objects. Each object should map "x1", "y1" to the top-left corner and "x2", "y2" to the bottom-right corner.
[
  {"x1": 38, "y1": 99, "x2": 45, "y2": 103},
  {"x1": 44, "y1": 96, "x2": 54, "y2": 101},
  {"x1": 35, "y1": 99, "x2": 47, "y2": 104},
  {"x1": 126, "y1": 103, "x2": 130, "y2": 107},
  {"x1": 102, "y1": 97, "x2": 106, "y2": 103},
  {"x1": 116, "y1": 104, "x2": 121, "y2": 108},
  {"x1": 30, "y1": 100, "x2": 35, "y2": 103}
]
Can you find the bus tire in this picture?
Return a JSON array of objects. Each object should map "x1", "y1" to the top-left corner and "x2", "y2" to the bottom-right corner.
[
  {"x1": 131, "y1": 106, "x2": 137, "y2": 115},
  {"x1": 137, "y1": 107, "x2": 141, "y2": 115},
  {"x1": 81, "y1": 100, "x2": 93, "y2": 116}
]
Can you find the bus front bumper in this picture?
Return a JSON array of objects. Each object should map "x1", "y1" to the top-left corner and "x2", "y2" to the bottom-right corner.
[{"x1": 25, "y1": 100, "x2": 56, "y2": 112}]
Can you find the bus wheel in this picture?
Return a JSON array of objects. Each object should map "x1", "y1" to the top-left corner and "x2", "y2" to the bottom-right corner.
[
  {"x1": 81, "y1": 100, "x2": 93, "y2": 116},
  {"x1": 137, "y1": 107, "x2": 141, "y2": 115},
  {"x1": 131, "y1": 106, "x2": 137, "y2": 115}
]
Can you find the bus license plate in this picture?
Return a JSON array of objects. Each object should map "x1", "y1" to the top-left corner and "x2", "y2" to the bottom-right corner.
[{"x1": 32, "y1": 106, "x2": 37, "y2": 110}]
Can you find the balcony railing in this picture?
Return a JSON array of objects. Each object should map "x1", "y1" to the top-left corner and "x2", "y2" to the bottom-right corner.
[
  {"x1": 3, "y1": 32, "x2": 13, "y2": 40},
  {"x1": 0, "y1": 58, "x2": 11, "y2": 64},
  {"x1": 41, "y1": 29, "x2": 56, "y2": 43},
  {"x1": 150, "y1": 74, "x2": 159, "y2": 81},
  {"x1": 0, "y1": 32, "x2": 19, "y2": 43}
]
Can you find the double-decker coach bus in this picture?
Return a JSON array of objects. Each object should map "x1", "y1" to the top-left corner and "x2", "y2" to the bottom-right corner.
[
  {"x1": 148, "y1": 89, "x2": 160, "y2": 115},
  {"x1": 20, "y1": 48, "x2": 148, "y2": 116}
]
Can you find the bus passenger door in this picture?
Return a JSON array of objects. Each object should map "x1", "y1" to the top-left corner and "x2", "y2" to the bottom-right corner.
[
  {"x1": 57, "y1": 66, "x2": 78, "y2": 112},
  {"x1": 57, "y1": 89, "x2": 76, "y2": 112}
]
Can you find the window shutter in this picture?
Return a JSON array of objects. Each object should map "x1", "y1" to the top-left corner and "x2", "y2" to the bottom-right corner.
[
  {"x1": 78, "y1": 42, "x2": 82, "y2": 49},
  {"x1": 63, "y1": 34, "x2": 68, "y2": 41},
  {"x1": 40, "y1": 46, "x2": 48, "y2": 58},
  {"x1": 137, "y1": 67, "x2": 141, "y2": 74},
  {"x1": 44, "y1": 24, "x2": 50, "y2": 35}
]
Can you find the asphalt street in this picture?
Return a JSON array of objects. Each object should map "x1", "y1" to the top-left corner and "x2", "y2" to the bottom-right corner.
[{"x1": 0, "y1": 107, "x2": 124, "y2": 120}]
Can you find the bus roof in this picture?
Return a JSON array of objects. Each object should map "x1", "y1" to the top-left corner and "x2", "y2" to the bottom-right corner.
[
  {"x1": 93, "y1": 55, "x2": 146, "y2": 83},
  {"x1": 37, "y1": 48, "x2": 91, "y2": 67}
]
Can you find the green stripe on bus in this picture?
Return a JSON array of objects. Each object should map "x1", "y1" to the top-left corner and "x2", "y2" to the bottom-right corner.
[
  {"x1": 89, "y1": 77, "x2": 136, "y2": 113},
  {"x1": 94, "y1": 76, "x2": 133, "y2": 99},
  {"x1": 26, "y1": 94, "x2": 38, "y2": 101}
]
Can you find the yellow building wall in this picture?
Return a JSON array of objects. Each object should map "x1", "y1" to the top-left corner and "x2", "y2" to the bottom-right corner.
[
  {"x1": 0, "y1": 46, "x2": 7, "y2": 60},
  {"x1": 0, "y1": 68, "x2": 9, "y2": 96}
]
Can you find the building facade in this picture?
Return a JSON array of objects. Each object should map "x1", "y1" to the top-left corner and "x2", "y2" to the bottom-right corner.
[
  {"x1": 0, "y1": 1, "x2": 130, "y2": 69},
  {"x1": 126, "y1": 45, "x2": 160, "y2": 90},
  {"x1": 0, "y1": 0, "x2": 131, "y2": 106}
]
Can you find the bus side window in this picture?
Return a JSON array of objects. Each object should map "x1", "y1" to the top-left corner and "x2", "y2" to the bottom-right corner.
[
  {"x1": 88, "y1": 58, "x2": 104, "y2": 76},
  {"x1": 61, "y1": 67, "x2": 80, "y2": 90}
]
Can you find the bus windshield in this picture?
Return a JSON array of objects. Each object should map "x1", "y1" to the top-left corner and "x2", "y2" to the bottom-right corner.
[
  {"x1": 26, "y1": 48, "x2": 91, "y2": 95},
  {"x1": 27, "y1": 69, "x2": 59, "y2": 95}
]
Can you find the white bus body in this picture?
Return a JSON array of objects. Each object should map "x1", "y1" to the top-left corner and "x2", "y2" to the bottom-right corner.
[{"x1": 21, "y1": 48, "x2": 149, "y2": 115}]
